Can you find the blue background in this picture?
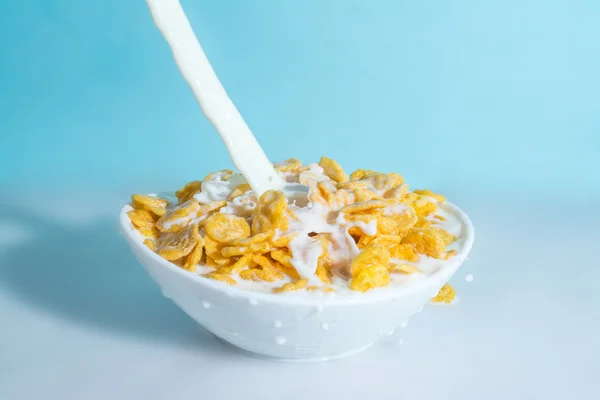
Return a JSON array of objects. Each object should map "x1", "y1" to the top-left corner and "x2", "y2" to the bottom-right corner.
[
  {"x1": 1, "y1": 2, "x2": 600, "y2": 399},
  {"x1": 2, "y1": 0, "x2": 599, "y2": 197}
]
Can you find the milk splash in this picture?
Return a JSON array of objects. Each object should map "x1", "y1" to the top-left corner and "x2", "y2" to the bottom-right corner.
[{"x1": 145, "y1": 0, "x2": 284, "y2": 196}]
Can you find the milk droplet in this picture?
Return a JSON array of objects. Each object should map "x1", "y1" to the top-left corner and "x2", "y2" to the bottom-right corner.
[
  {"x1": 202, "y1": 301, "x2": 211, "y2": 308},
  {"x1": 248, "y1": 298, "x2": 258, "y2": 305},
  {"x1": 381, "y1": 328, "x2": 395, "y2": 336},
  {"x1": 465, "y1": 274, "x2": 474, "y2": 282},
  {"x1": 273, "y1": 320, "x2": 283, "y2": 328},
  {"x1": 161, "y1": 289, "x2": 171, "y2": 299},
  {"x1": 320, "y1": 322, "x2": 330, "y2": 331},
  {"x1": 400, "y1": 319, "x2": 408, "y2": 328},
  {"x1": 275, "y1": 336, "x2": 287, "y2": 345}
]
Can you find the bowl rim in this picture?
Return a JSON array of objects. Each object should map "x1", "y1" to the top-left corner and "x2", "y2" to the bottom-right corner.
[{"x1": 120, "y1": 201, "x2": 474, "y2": 306}]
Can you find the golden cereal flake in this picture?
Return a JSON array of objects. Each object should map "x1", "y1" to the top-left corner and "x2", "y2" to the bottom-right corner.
[
  {"x1": 274, "y1": 158, "x2": 302, "y2": 173},
  {"x1": 271, "y1": 249, "x2": 292, "y2": 266},
  {"x1": 340, "y1": 199, "x2": 387, "y2": 215},
  {"x1": 240, "y1": 269, "x2": 260, "y2": 281},
  {"x1": 414, "y1": 217, "x2": 432, "y2": 228},
  {"x1": 402, "y1": 228, "x2": 446, "y2": 259},
  {"x1": 274, "y1": 261, "x2": 301, "y2": 280},
  {"x1": 270, "y1": 233, "x2": 297, "y2": 248},
  {"x1": 389, "y1": 243, "x2": 420, "y2": 262},
  {"x1": 431, "y1": 283, "x2": 456, "y2": 304},
  {"x1": 353, "y1": 188, "x2": 381, "y2": 202},
  {"x1": 318, "y1": 156, "x2": 349, "y2": 183},
  {"x1": 251, "y1": 190, "x2": 288, "y2": 234},
  {"x1": 362, "y1": 173, "x2": 398, "y2": 191},
  {"x1": 131, "y1": 194, "x2": 168, "y2": 217},
  {"x1": 204, "y1": 169, "x2": 235, "y2": 182},
  {"x1": 231, "y1": 254, "x2": 252, "y2": 273},
  {"x1": 349, "y1": 169, "x2": 377, "y2": 181},
  {"x1": 336, "y1": 181, "x2": 372, "y2": 191},
  {"x1": 221, "y1": 241, "x2": 272, "y2": 257},
  {"x1": 159, "y1": 224, "x2": 200, "y2": 261},
  {"x1": 205, "y1": 213, "x2": 251, "y2": 243},
  {"x1": 175, "y1": 180, "x2": 202, "y2": 204},
  {"x1": 350, "y1": 264, "x2": 390, "y2": 292},
  {"x1": 377, "y1": 216, "x2": 401, "y2": 235},
  {"x1": 138, "y1": 226, "x2": 160, "y2": 239},
  {"x1": 251, "y1": 255, "x2": 285, "y2": 282},
  {"x1": 350, "y1": 243, "x2": 391, "y2": 278},
  {"x1": 143, "y1": 239, "x2": 156, "y2": 252},
  {"x1": 184, "y1": 236, "x2": 204, "y2": 271},
  {"x1": 228, "y1": 183, "x2": 252, "y2": 200},
  {"x1": 306, "y1": 286, "x2": 335, "y2": 293},
  {"x1": 203, "y1": 234, "x2": 223, "y2": 259},
  {"x1": 206, "y1": 255, "x2": 234, "y2": 269},
  {"x1": 414, "y1": 189, "x2": 446, "y2": 203},
  {"x1": 390, "y1": 263, "x2": 420, "y2": 274},
  {"x1": 128, "y1": 209, "x2": 157, "y2": 229},
  {"x1": 383, "y1": 184, "x2": 410, "y2": 200},
  {"x1": 203, "y1": 272, "x2": 237, "y2": 285},
  {"x1": 273, "y1": 279, "x2": 308, "y2": 293},
  {"x1": 197, "y1": 200, "x2": 227, "y2": 217},
  {"x1": 444, "y1": 249, "x2": 458, "y2": 260},
  {"x1": 370, "y1": 234, "x2": 403, "y2": 247},
  {"x1": 413, "y1": 197, "x2": 437, "y2": 217},
  {"x1": 156, "y1": 199, "x2": 201, "y2": 233},
  {"x1": 230, "y1": 231, "x2": 274, "y2": 247},
  {"x1": 431, "y1": 228, "x2": 457, "y2": 246}
]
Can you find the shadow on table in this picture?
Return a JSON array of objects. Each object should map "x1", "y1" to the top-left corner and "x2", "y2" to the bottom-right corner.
[{"x1": 0, "y1": 202, "x2": 234, "y2": 356}]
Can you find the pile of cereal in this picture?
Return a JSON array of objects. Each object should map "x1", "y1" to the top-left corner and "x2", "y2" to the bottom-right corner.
[{"x1": 127, "y1": 157, "x2": 458, "y2": 302}]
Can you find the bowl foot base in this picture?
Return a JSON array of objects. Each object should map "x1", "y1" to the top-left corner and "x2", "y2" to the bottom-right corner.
[{"x1": 213, "y1": 335, "x2": 375, "y2": 363}]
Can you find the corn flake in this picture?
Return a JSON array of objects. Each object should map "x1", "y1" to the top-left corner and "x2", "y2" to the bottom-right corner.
[
  {"x1": 205, "y1": 213, "x2": 251, "y2": 243},
  {"x1": 431, "y1": 283, "x2": 456, "y2": 304},
  {"x1": 156, "y1": 199, "x2": 201, "y2": 233},
  {"x1": 252, "y1": 190, "x2": 288, "y2": 234},
  {"x1": 390, "y1": 263, "x2": 420, "y2": 274},
  {"x1": 184, "y1": 236, "x2": 204, "y2": 271},
  {"x1": 318, "y1": 156, "x2": 349, "y2": 183},
  {"x1": 128, "y1": 209, "x2": 157, "y2": 229},
  {"x1": 131, "y1": 194, "x2": 168, "y2": 217},
  {"x1": 143, "y1": 239, "x2": 156, "y2": 252},
  {"x1": 204, "y1": 272, "x2": 237, "y2": 285},
  {"x1": 402, "y1": 228, "x2": 446, "y2": 259},
  {"x1": 159, "y1": 224, "x2": 200, "y2": 261},
  {"x1": 389, "y1": 243, "x2": 420, "y2": 262},
  {"x1": 175, "y1": 180, "x2": 202, "y2": 204}
]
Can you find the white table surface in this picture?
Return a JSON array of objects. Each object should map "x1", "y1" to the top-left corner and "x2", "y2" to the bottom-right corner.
[{"x1": 1, "y1": 191, "x2": 598, "y2": 399}]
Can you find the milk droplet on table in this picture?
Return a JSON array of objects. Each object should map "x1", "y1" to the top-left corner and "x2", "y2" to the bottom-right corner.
[{"x1": 275, "y1": 336, "x2": 287, "y2": 345}]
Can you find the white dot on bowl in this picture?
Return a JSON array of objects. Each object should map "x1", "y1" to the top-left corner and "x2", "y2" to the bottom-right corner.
[
  {"x1": 401, "y1": 319, "x2": 408, "y2": 328},
  {"x1": 248, "y1": 298, "x2": 258, "y2": 305},
  {"x1": 275, "y1": 336, "x2": 287, "y2": 345},
  {"x1": 320, "y1": 322, "x2": 330, "y2": 331},
  {"x1": 273, "y1": 320, "x2": 283, "y2": 328},
  {"x1": 399, "y1": 339, "x2": 404, "y2": 345},
  {"x1": 465, "y1": 274, "x2": 474, "y2": 282},
  {"x1": 202, "y1": 301, "x2": 211, "y2": 309}
]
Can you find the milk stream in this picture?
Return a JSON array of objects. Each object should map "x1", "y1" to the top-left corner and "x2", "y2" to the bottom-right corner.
[{"x1": 145, "y1": 0, "x2": 284, "y2": 196}]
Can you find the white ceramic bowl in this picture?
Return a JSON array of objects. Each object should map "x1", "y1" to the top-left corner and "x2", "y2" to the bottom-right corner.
[{"x1": 119, "y1": 202, "x2": 474, "y2": 362}]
